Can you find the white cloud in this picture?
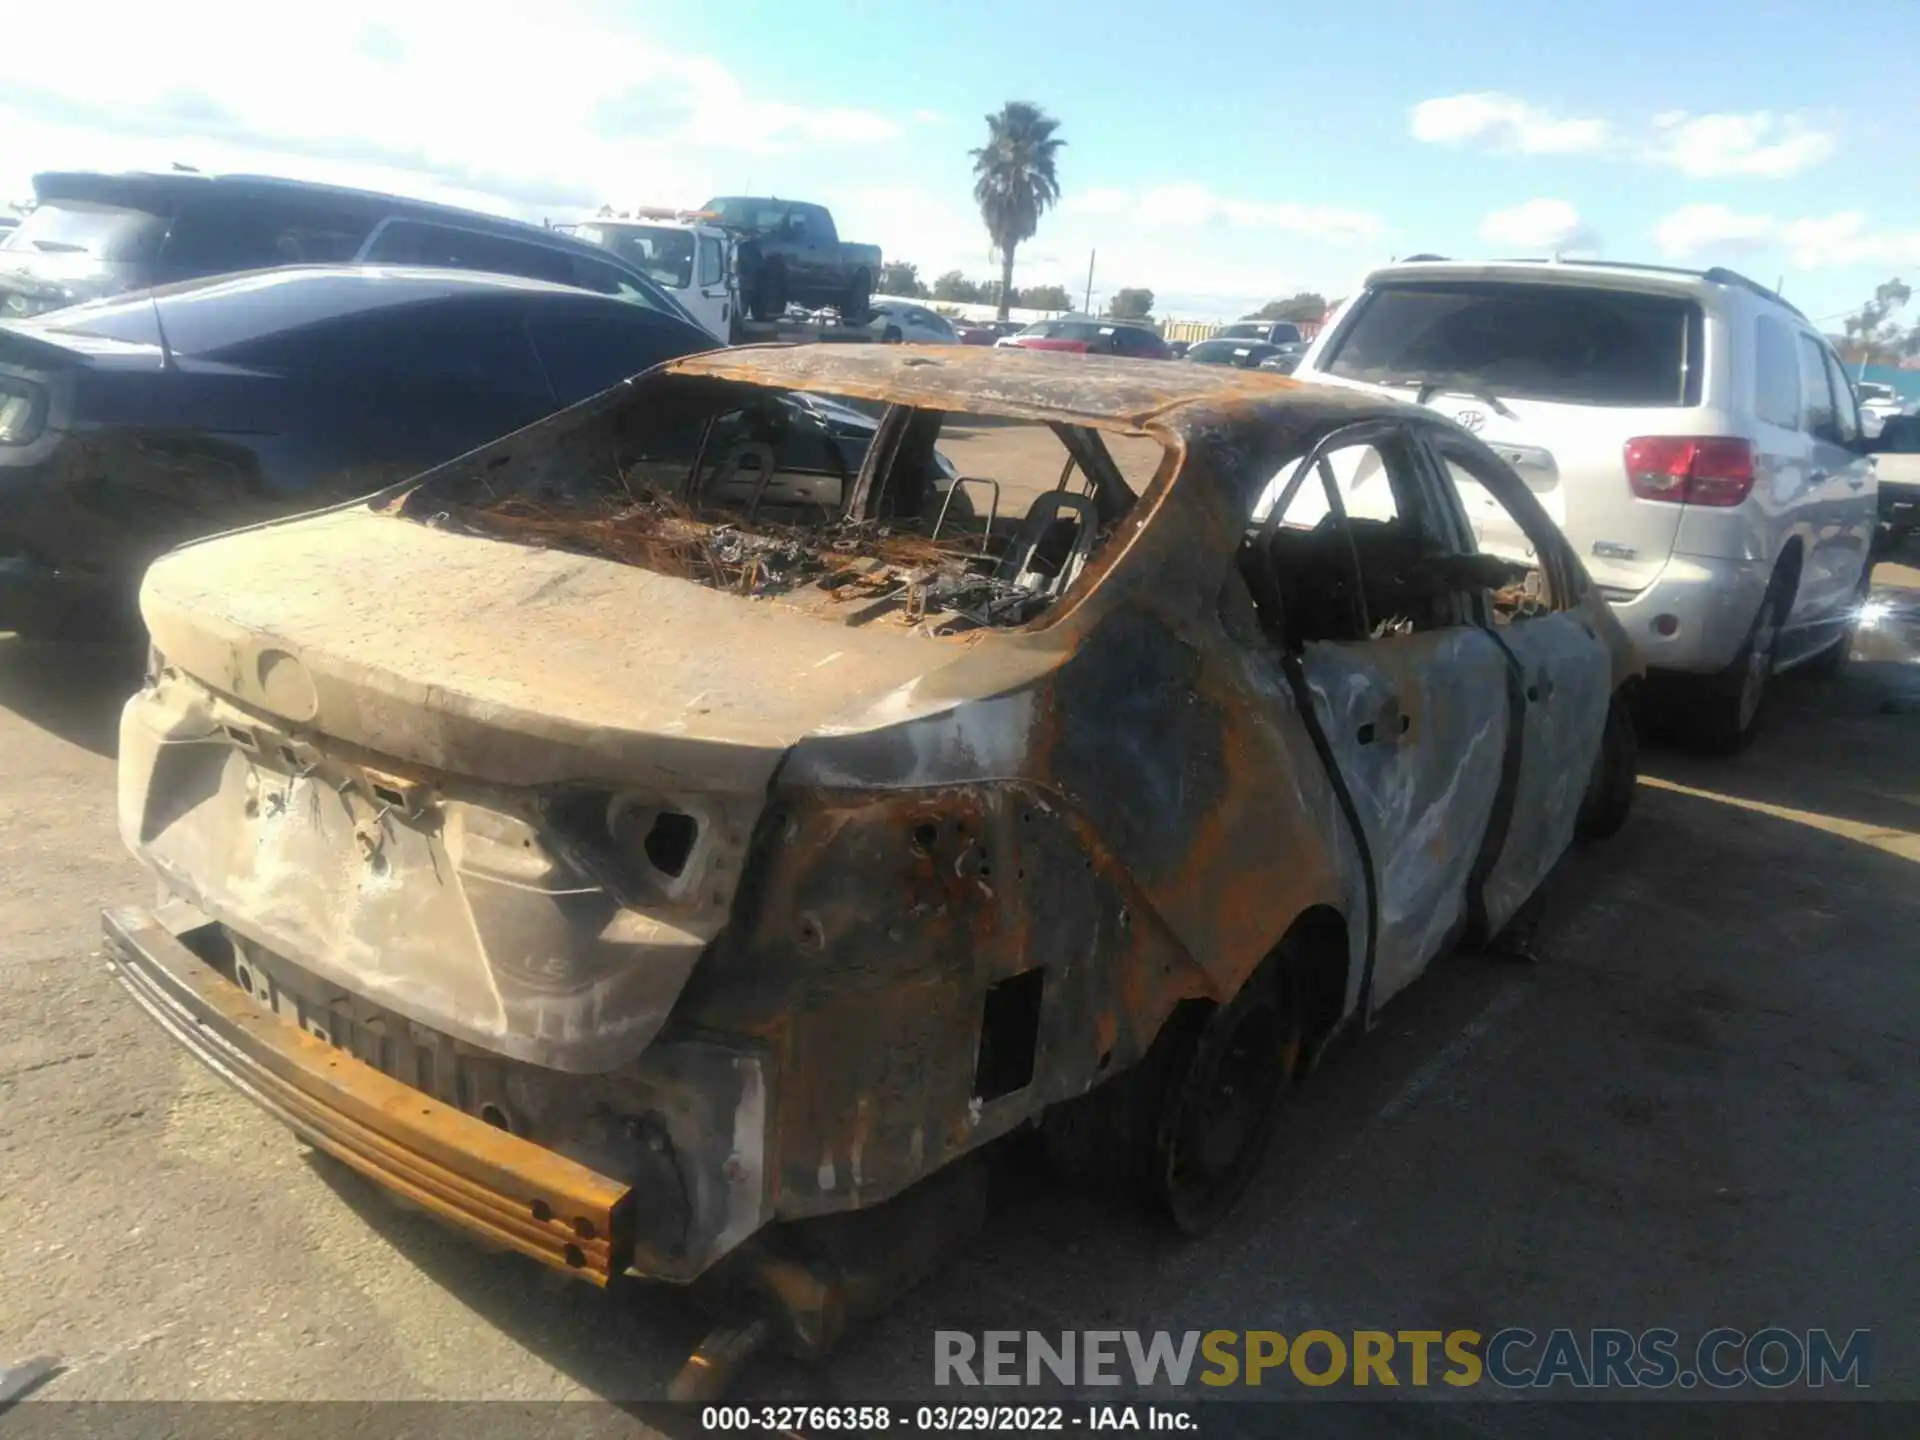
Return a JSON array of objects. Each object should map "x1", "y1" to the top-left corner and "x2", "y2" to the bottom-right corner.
[
  {"x1": 1410, "y1": 94, "x2": 1610, "y2": 155},
  {"x1": 0, "y1": 0, "x2": 904, "y2": 218},
  {"x1": 1652, "y1": 203, "x2": 1775, "y2": 260},
  {"x1": 1059, "y1": 183, "x2": 1381, "y2": 244},
  {"x1": 1779, "y1": 212, "x2": 1920, "y2": 270},
  {"x1": 1059, "y1": 188, "x2": 1134, "y2": 219},
  {"x1": 1647, "y1": 204, "x2": 1920, "y2": 271},
  {"x1": 851, "y1": 180, "x2": 1383, "y2": 321},
  {"x1": 1479, "y1": 198, "x2": 1596, "y2": 253},
  {"x1": 1410, "y1": 95, "x2": 1837, "y2": 180},
  {"x1": 0, "y1": 3, "x2": 1385, "y2": 321},
  {"x1": 1649, "y1": 112, "x2": 1834, "y2": 179}
]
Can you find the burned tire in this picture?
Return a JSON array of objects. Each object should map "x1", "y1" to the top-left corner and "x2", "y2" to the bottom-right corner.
[
  {"x1": 749, "y1": 262, "x2": 786, "y2": 322},
  {"x1": 1575, "y1": 691, "x2": 1637, "y2": 842},
  {"x1": 1144, "y1": 947, "x2": 1306, "y2": 1236},
  {"x1": 1676, "y1": 562, "x2": 1792, "y2": 755}
]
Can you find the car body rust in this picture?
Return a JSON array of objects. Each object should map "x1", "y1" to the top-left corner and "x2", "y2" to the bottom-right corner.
[{"x1": 107, "y1": 342, "x2": 1640, "y2": 1357}]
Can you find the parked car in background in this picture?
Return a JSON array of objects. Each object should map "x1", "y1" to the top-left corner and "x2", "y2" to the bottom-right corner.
[
  {"x1": 1855, "y1": 380, "x2": 1902, "y2": 439},
  {"x1": 557, "y1": 211, "x2": 736, "y2": 344},
  {"x1": 106, "y1": 345, "x2": 1637, "y2": 1389},
  {"x1": 1215, "y1": 320, "x2": 1308, "y2": 368},
  {"x1": 1875, "y1": 413, "x2": 1920, "y2": 545},
  {"x1": 1187, "y1": 337, "x2": 1288, "y2": 369},
  {"x1": 0, "y1": 171, "x2": 693, "y2": 324},
  {"x1": 1295, "y1": 259, "x2": 1880, "y2": 751},
  {"x1": 954, "y1": 317, "x2": 1022, "y2": 346},
  {"x1": 0, "y1": 266, "x2": 715, "y2": 638},
  {"x1": 998, "y1": 316, "x2": 1170, "y2": 359},
  {"x1": 1218, "y1": 319, "x2": 1306, "y2": 349},
  {"x1": 701, "y1": 197, "x2": 880, "y2": 323},
  {"x1": 866, "y1": 299, "x2": 958, "y2": 343}
]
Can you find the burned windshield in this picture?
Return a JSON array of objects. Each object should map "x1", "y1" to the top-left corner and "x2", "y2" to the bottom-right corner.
[
  {"x1": 1322, "y1": 281, "x2": 1701, "y2": 408},
  {"x1": 396, "y1": 374, "x2": 1159, "y2": 633}
]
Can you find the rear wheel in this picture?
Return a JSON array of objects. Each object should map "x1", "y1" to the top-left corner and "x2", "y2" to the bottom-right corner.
[
  {"x1": 1144, "y1": 951, "x2": 1305, "y2": 1235},
  {"x1": 1676, "y1": 564, "x2": 1791, "y2": 754},
  {"x1": 1803, "y1": 564, "x2": 1875, "y2": 679}
]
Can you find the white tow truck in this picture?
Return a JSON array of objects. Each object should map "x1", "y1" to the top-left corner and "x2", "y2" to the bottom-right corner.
[
  {"x1": 559, "y1": 207, "x2": 882, "y2": 347},
  {"x1": 557, "y1": 208, "x2": 737, "y2": 343}
]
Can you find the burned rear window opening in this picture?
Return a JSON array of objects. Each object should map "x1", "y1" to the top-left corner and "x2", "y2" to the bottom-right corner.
[{"x1": 391, "y1": 370, "x2": 1156, "y2": 634}]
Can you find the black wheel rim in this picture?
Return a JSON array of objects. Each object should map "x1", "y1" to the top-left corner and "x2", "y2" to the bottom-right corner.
[{"x1": 1162, "y1": 993, "x2": 1298, "y2": 1232}]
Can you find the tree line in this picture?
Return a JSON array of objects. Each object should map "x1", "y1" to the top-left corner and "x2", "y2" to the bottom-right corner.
[
  {"x1": 878, "y1": 260, "x2": 1073, "y2": 311},
  {"x1": 1838, "y1": 279, "x2": 1920, "y2": 367}
]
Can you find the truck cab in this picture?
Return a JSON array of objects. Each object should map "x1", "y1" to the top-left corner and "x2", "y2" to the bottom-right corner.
[{"x1": 559, "y1": 210, "x2": 736, "y2": 344}]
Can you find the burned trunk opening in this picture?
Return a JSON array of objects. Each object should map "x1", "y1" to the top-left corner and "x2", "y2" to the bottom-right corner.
[{"x1": 388, "y1": 369, "x2": 1157, "y2": 635}]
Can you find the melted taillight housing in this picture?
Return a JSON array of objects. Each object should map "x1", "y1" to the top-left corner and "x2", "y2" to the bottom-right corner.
[{"x1": 1624, "y1": 436, "x2": 1756, "y2": 507}]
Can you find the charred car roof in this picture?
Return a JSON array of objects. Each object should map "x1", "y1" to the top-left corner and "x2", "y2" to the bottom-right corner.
[{"x1": 661, "y1": 343, "x2": 1409, "y2": 435}]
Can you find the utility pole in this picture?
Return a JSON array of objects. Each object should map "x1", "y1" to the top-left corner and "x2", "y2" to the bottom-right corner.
[{"x1": 1084, "y1": 250, "x2": 1095, "y2": 314}]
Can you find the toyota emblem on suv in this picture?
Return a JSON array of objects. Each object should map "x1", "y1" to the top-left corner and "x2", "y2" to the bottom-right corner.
[{"x1": 1455, "y1": 410, "x2": 1487, "y2": 433}]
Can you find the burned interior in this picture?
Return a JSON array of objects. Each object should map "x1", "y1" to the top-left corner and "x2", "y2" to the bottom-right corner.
[{"x1": 390, "y1": 366, "x2": 1164, "y2": 634}]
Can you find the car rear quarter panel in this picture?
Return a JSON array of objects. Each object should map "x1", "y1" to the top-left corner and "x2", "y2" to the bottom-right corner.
[{"x1": 664, "y1": 426, "x2": 1368, "y2": 1218}]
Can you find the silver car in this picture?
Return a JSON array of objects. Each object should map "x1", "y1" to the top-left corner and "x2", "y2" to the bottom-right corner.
[{"x1": 867, "y1": 299, "x2": 959, "y2": 343}]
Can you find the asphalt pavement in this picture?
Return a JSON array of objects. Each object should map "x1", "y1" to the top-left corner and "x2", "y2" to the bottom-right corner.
[{"x1": 1, "y1": 561, "x2": 1916, "y2": 1426}]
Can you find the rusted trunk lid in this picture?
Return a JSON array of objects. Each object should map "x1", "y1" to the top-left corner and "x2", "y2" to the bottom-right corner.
[
  {"x1": 127, "y1": 503, "x2": 1036, "y2": 1072},
  {"x1": 140, "y1": 504, "x2": 981, "y2": 792}
]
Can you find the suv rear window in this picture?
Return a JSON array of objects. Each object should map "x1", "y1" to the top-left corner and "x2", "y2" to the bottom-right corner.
[
  {"x1": 0, "y1": 200, "x2": 169, "y2": 263},
  {"x1": 1323, "y1": 281, "x2": 1702, "y2": 408}
]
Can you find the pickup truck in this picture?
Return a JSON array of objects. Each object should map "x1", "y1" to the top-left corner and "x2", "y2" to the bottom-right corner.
[{"x1": 702, "y1": 196, "x2": 880, "y2": 323}]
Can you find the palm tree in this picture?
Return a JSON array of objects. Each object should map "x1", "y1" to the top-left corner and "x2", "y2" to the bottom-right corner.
[{"x1": 971, "y1": 102, "x2": 1065, "y2": 322}]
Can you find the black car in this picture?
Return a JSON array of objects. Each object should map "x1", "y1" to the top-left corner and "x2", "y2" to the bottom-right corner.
[
  {"x1": 1215, "y1": 319, "x2": 1306, "y2": 348},
  {"x1": 1186, "y1": 337, "x2": 1288, "y2": 369},
  {"x1": 0, "y1": 170, "x2": 696, "y2": 325},
  {"x1": 0, "y1": 265, "x2": 716, "y2": 637},
  {"x1": 1001, "y1": 316, "x2": 1171, "y2": 359}
]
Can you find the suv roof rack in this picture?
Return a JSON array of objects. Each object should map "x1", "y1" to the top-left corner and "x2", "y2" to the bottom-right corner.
[
  {"x1": 1464, "y1": 256, "x2": 1808, "y2": 319},
  {"x1": 1699, "y1": 266, "x2": 1806, "y2": 320}
]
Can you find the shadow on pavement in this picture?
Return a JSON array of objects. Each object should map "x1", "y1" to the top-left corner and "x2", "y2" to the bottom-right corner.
[
  {"x1": 0, "y1": 634, "x2": 144, "y2": 759},
  {"x1": 1641, "y1": 577, "x2": 1920, "y2": 838}
]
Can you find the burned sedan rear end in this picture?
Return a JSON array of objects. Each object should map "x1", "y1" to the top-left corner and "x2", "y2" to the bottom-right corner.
[{"x1": 107, "y1": 346, "x2": 1638, "y2": 1385}]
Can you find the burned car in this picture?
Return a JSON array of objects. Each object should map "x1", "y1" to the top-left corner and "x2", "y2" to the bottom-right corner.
[{"x1": 106, "y1": 346, "x2": 1639, "y2": 1391}]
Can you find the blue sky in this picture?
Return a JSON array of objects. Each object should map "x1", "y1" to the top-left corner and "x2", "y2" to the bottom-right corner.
[{"x1": 4, "y1": 0, "x2": 1916, "y2": 322}]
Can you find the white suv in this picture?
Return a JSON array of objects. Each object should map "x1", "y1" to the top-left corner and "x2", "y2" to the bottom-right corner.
[{"x1": 1293, "y1": 260, "x2": 1879, "y2": 751}]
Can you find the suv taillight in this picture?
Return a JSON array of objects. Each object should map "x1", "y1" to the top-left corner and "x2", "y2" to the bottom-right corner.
[{"x1": 1624, "y1": 436, "x2": 1755, "y2": 507}]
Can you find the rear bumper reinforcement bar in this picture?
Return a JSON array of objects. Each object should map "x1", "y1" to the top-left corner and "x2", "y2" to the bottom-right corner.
[{"x1": 102, "y1": 906, "x2": 631, "y2": 1284}]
